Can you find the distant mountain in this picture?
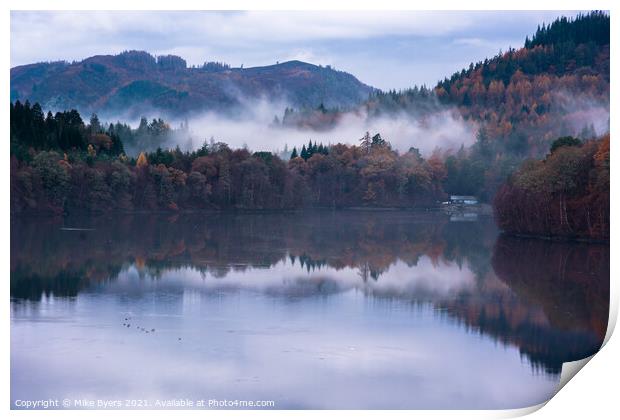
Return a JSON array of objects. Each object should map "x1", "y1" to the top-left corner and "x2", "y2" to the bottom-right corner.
[{"x1": 10, "y1": 51, "x2": 376, "y2": 118}]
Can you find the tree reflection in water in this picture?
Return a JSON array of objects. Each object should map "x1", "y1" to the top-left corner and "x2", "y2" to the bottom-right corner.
[{"x1": 11, "y1": 211, "x2": 608, "y2": 376}]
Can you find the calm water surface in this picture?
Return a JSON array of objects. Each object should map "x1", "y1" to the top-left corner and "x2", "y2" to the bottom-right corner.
[{"x1": 10, "y1": 211, "x2": 608, "y2": 409}]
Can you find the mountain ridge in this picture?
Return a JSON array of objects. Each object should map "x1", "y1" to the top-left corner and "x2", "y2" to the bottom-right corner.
[{"x1": 10, "y1": 50, "x2": 376, "y2": 118}]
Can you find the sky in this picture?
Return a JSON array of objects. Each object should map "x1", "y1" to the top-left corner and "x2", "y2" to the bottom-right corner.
[{"x1": 10, "y1": 10, "x2": 584, "y2": 91}]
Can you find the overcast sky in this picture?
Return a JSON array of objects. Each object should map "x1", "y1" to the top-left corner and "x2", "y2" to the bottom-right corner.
[{"x1": 11, "y1": 10, "x2": 584, "y2": 90}]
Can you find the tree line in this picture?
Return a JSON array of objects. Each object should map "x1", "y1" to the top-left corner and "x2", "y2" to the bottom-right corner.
[
  {"x1": 13, "y1": 99, "x2": 608, "y2": 221},
  {"x1": 11, "y1": 102, "x2": 455, "y2": 214}
]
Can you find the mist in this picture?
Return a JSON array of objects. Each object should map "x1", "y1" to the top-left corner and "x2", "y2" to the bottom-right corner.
[
  {"x1": 553, "y1": 90, "x2": 610, "y2": 137},
  {"x1": 127, "y1": 97, "x2": 479, "y2": 157},
  {"x1": 96, "y1": 87, "x2": 610, "y2": 159}
]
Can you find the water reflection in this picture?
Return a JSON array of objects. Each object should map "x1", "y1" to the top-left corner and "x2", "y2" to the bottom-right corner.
[{"x1": 10, "y1": 211, "x2": 608, "y2": 409}]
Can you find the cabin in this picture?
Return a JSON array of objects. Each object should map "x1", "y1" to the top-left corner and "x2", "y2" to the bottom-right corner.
[{"x1": 448, "y1": 195, "x2": 478, "y2": 205}]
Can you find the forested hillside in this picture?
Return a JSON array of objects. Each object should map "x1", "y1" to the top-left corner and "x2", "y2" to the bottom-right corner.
[
  {"x1": 435, "y1": 11, "x2": 608, "y2": 155},
  {"x1": 279, "y1": 12, "x2": 610, "y2": 201},
  {"x1": 10, "y1": 53, "x2": 375, "y2": 118}
]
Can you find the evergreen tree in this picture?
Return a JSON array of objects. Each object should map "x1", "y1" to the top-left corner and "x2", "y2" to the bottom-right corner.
[
  {"x1": 89, "y1": 113, "x2": 102, "y2": 134},
  {"x1": 550, "y1": 136, "x2": 582, "y2": 153},
  {"x1": 290, "y1": 147, "x2": 298, "y2": 159},
  {"x1": 371, "y1": 133, "x2": 386, "y2": 148},
  {"x1": 360, "y1": 132, "x2": 372, "y2": 154}
]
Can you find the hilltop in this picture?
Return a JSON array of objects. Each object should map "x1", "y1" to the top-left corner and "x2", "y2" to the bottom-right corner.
[{"x1": 10, "y1": 51, "x2": 376, "y2": 118}]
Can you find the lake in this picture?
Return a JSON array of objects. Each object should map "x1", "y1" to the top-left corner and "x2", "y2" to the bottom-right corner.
[{"x1": 10, "y1": 210, "x2": 609, "y2": 409}]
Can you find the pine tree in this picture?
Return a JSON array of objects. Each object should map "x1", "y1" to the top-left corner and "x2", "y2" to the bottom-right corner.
[
  {"x1": 89, "y1": 113, "x2": 101, "y2": 134},
  {"x1": 290, "y1": 147, "x2": 298, "y2": 159},
  {"x1": 360, "y1": 131, "x2": 372, "y2": 154},
  {"x1": 371, "y1": 133, "x2": 386, "y2": 148}
]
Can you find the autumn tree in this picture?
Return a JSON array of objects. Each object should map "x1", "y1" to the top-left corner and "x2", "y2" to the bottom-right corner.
[{"x1": 136, "y1": 152, "x2": 148, "y2": 168}]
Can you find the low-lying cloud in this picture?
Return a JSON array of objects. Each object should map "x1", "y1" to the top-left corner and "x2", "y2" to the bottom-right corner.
[
  {"x1": 553, "y1": 90, "x2": 610, "y2": 137},
  {"x1": 163, "y1": 99, "x2": 478, "y2": 157}
]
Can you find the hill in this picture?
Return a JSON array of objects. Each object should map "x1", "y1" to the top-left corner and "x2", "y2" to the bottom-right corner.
[
  {"x1": 282, "y1": 12, "x2": 609, "y2": 154},
  {"x1": 332, "y1": 11, "x2": 609, "y2": 201},
  {"x1": 434, "y1": 11, "x2": 609, "y2": 156},
  {"x1": 10, "y1": 51, "x2": 375, "y2": 118}
]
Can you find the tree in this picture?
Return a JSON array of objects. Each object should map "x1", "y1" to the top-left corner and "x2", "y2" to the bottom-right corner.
[
  {"x1": 32, "y1": 151, "x2": 70, "y2": 211},
  {"x1": 550, "y1": 136, "x2": 582, "y2": 153},
  {"x1": 136, "y1": 152, "x2": 148, "y2": 168},
  {"x1": 371, "y1": 133, "x2": 386, "y2": 148},
  {"x1": 360, "y1": 132, "x2": 372, "y2": 154},
  {"x1": 290, "y1": 147, "x2": 298, "y2": 159},
  {"x1": 89, "y1": 113, "x2": 102, "y2": 133}
]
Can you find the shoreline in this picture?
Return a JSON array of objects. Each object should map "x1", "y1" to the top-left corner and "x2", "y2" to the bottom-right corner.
[
  {"x1": 10, "y1": 206, "x2": 451, "y2": 217},
  {"x1": 12, "y1": 208, "x2": 607, "y2": 244},
  {"x1": 499, "y1": 231, "x2": 609, "y2": 245}
]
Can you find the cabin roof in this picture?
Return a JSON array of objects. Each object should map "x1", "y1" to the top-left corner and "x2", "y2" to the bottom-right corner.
[{"x1": 449, "y1": 195, "x2": 477, "y2": 200}]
